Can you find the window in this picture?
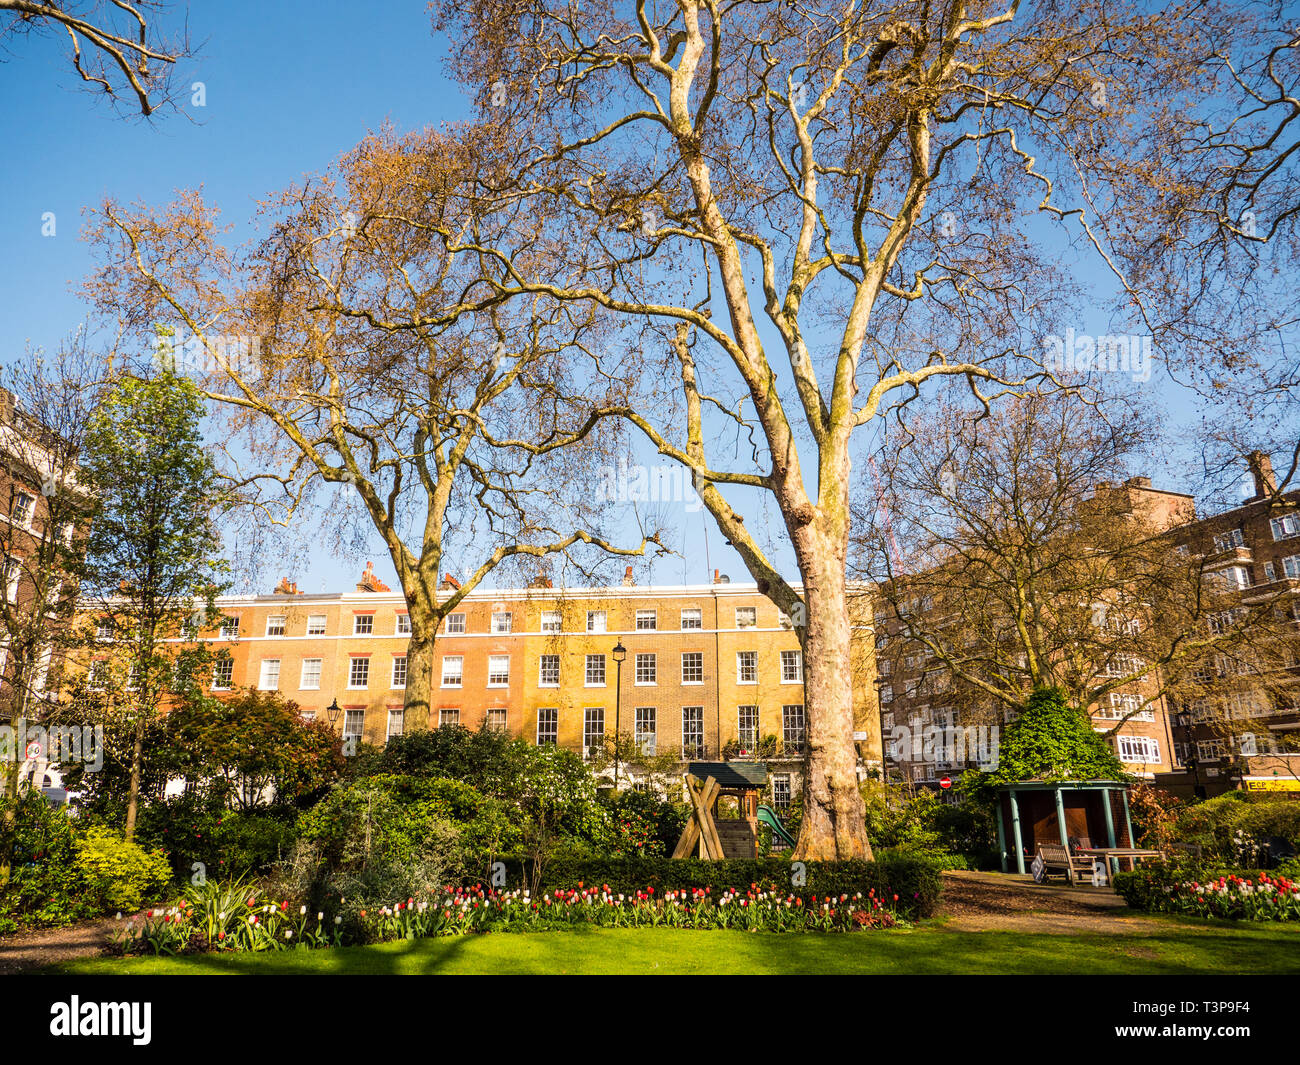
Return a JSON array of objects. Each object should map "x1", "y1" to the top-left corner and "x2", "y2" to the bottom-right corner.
[
  {"x1": 682, "y1": 706, "x2": 704, "y2": 757},
  {"x1": 1211, "y1": 565, "x2": 1252, "y2": 590},
  {"x1": 541, "y1": 610, "x2": 562, "y2": 633},
  {"x1": 1105, "y1": 692, "x2": 1153, "y2": 722},
  {"x1": 736, "y1": 651, "x2": 757, "y2": 684},
  {"x1": 680, "y1": 608, "x2": 702, "y2": 630},
  {"x1": 681, "y1": 652, "x2": 703, "y2": 684},
  {"x1": 583, "y1": 708, "x2": 605, "y2": 758},
  {"x1": 487, "y1": 655, "x2": 510, "y2": 687},
  {"x1": 1264, "y1": 561, "x2": 1277, "y2": 582},
  {"x1": 10, "y1": 491, "x2": 35, "y2": 528},
  {"x1": 391, "y1": 655, "x2": 407, "y2": 689},
  {"x1": 306, "y1": 615, "x2": 327, "y2": 636},
  {"x1": 585, "y1": 653, "x2": 606, "y2": 686},
  {"x1": 735, "y1": 606, "x2": 757, "y2": 629},
  {"x1": 1196, "y1": 739, "x2": 1226, "y2": 760},
  {"x1": 126, "y1": 662, "x2": 141, "y2": 690},
  {"x1": 879, "y1": 684, "x2": 893, "y2": 705},
  {"x1": 348, "y1": 657, "x2": 370, "y2": 689},
  {"x1": 634, "y1": 707, "x2": 657, "y2": 755},
  {"x1": 486, "y1": 707, "x2": 508, "y2": 731},
  {"x1": 300, "y1": 710, "x2": 316, "y2": 723},
  {"x1": 1213, "y1": 528, "x2": 1245, "y2": 553},
  {"x1": 877, "y1": 658, "x2": 892, "y2": 676},
  {"x1": 1270, "y1": 514, "x2": 1300, "y2": 540},
  {"x1": 586, "y1": 610, "x2": 607, "y2": 633},
  {"x1": 635, "y1": 609, "x2": 657, "y2": 630},
  {"x1": 737, "y1": 705, "x2": 759, "y2": 749},
  {"x1": 1, "y1": 556, "x2": 18, "y2": 604},
  {"x1": 772, "y1": 774, "x2": 792, "y2": 809},
  {"x1": 265, "y1": 615, "x2": 286, "y2": 637},
  {"x1": 537, "y1": 708, "x2": 558, "y2": 745},
  {"x1": 181, "y1": 613, "x2": 201, "y2": 640},
  {"x1": 300, "y1": 659, "x2": 322, "y2": 690},
  {"x1": 1103, "y1": 652, "x2": 1144, "y2": 678},
  {"x1": 634, "y1": 653, "x2": 656, "y2": 685},
  {"x1": 439, "y1": 708, "x2": 460, "y2": 727},
  {"x1": 782, "y1": 704, "x2": 806, "y2": 754},
  {"x1": 1117, "y1": 736, "x2": 1160, "y2": 764},
  {"x1": 387, "y1": 709, "x2": 404, "y2": 739},
  {"x1": 258, "y1": 659, "x2": 281, "y2": 691},
  {"x1": 539, "y1": 654, "x2": 560, "y2": 687},
  {"x1": 95, "y1": 618, "x2": 115, "y2": 641},
  {"x1": 1283, "y1": 555, "x2": 1300, "y2": 580},
  {"x1": 491, "y1": 611, "x2": 513, "y2": 634},
  {"x1": 87, "y1": 660, "x2": 108, "y2": 690},
  {"x1": 446, "y1": 613, "x2": 466, "y2": 634},
  {"x1": 343, "y1": 710, "x2": 365, "y2": 743},
  {"x1": 219, "y1": 617, "x2": 240, "y2": 640},
  {"x1": 354, "y1": 614, "x2": 374, "y2": 635},
  {"x1": 211, "y1": 659, "x2": 234, "y2": 690},
  {"x1": 395, "y1": 613, "x2": 411, "y2": 635},
  {"x1": 441, "y1": 655, "x2": 463, "y2": 687},
  {"x1": 780, "y1": 650, "x2": 802, "y2": 683}
]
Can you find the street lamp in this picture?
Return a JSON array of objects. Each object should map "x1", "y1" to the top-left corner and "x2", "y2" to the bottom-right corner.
[
  {"x1": 612, "y1": 641, "x2": 627, "y2": 789},
  {"x1": 325, "y1": 698, "x2": 342, "y2": 733}
]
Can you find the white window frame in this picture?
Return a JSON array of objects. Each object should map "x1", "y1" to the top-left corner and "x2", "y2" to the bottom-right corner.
[
  {"x1": 586, "y1": 610, "x2": 607, "y2": 633},
  {"x1": 634, "y1": 652, "x2": 656, "y2": 685},
  {"x1": 736, "y1": 650, "x2": 758, "y2": 684},
  {"x1": 439, "y1": 707, "x2": 460, "y2": 728},
  {"x1": 583, "y1": 707, "x2": 605, "y2": 758},
  {"x1": 445, "y1": 613, "x2": 466, "y2": 634},
  {"x1": 635, "y1": 609, "x2": 657, "y2": 630},
  {"x1": 1270, "y1": 514, "x2": 1300, "y2": 541},
  {"x1": 391, "y1": 655, "x2": 407, "y2": 689},
  {"x1": 681, "y1": 706, "x2": 705, "y2": 757},
  {"x1": 735, "y1": 606, "x2": 757, "y2": 629},
  {"x1": 395, "y1": 613, "x2": 411, "y2": 635},
  {"x1": 348, "y1": 656, "x2": 370, "y2": 690},
  {"x1": 780, "y1": 649, "x2": 802, "y2": 683},
  {"x1": 441, "y1": 655, "x2": 464, "y2": 688},
  {"x1": 306, "y1": 614, "x2": 327, "y2": 636},
  {"x1": 299, "y1": 658, "x2": 322, "y2": 690},
  {"x1": 585, "y1": 653, "x2": 606, "y2": 687},
  {"x1": 343, "y1": 710, "x2": 365, "y2": 742},
  {"x1": 265, "y1": 615, "x2": 286, "y2": 637},
  {"x1": 536, "y1": 707, "x2": 558, "y2": 745},
  {"x1": 541, "y1": 610, "x2": 562, "y2": 633},
  {"x1": 491, "y1": 611, "x2": 513, "y2": 634},
  {"x1": 681, "y1": 651, "x2": 704, "y2": 685},
  {"x1": 680, "y1": 608, "x2": 703, "y2": 630},
  {"x1": 538, "y1": 654, "x2": 560, "y2": 687},
  {"x1": 211, "y1": 659, "x2": 234, "y2": 690},
  {"x1": 634, "y1": 706, "x2": 657, "y2": 755},
  {"x1": 487, "y1": 655, "x2": 510, "y2": 687},
  {"x1": 258, "y1": 658, "x2": 281, "y2": 691},
  {"x1": 353, "y1": 614, "x2": 375, "y2": 636},
  {"x1": 386, "y1": 709, "x2": 404, "y2": 740},
  {"x1": 219, "y1": 617, "x2": 240, "y2": 640}
]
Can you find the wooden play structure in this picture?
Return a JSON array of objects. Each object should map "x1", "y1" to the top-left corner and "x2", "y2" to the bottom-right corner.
[{"x1": 672, "y1": 762, "x2": 769, "y2": 859}]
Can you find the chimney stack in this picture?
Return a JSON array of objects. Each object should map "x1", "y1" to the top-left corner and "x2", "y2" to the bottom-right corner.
[
  {"x1": 713, "y1": 568, "x2": 720, "y2": 584},
  {"x1": 273, "y1": 577, "x2": 302, "y2": 596},
  {"x1": 440, "y1": 573, "x2": 461, "y2": 591},
  {"x1": 356, "y1": 561, "x2": 392, "y2": 593},
  {"x1": 622, "y1": 565, "x2": 634, "y2": 586},
  {"x1": 1247, "y1": 450, "x2": 1277, "y2": 500}
]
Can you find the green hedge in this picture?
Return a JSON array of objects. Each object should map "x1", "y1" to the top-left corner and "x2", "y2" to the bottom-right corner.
[{"x1": 499, "y1": 855, "x2": 943, "y2": 918}]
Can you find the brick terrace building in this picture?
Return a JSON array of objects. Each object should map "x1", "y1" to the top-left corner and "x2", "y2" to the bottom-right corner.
[
  {"x1": 1159, "y1": 452, "x2": 1300, "y2": 796},
  {"x1": 167, "y1": 567, "x2": 881, "y2": 800},
  {"x1": 875, "y1": 476, "x2": 1196, "y2": 787}
]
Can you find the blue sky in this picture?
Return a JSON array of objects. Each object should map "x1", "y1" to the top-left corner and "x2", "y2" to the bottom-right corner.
[{"x1": 0, "y1": 2, "x2": 1226, "y2": 597}]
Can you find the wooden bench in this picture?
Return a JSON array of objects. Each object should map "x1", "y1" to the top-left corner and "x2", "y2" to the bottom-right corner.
[{"x1": 1036, "y1": 842, "x2": 1096, "y2": 885}]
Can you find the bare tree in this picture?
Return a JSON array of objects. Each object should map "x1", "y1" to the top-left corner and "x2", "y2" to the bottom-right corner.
[
  {"x1": 0, "y1": 0, "x2": 192, "y2": 116},
  {"x1": 423, "y1": 0, "x2": 1256, "y2": 857},
  {"x1": 856, "y1": 392, "x2": 1290, "y2": 741},
  {"x1": 85, "y1": 126, "x2": 663, "y2": 731}
]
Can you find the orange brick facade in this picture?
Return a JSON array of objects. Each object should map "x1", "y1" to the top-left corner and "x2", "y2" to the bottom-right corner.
[{"x1": 186, "y1": 580, "x2": 881, "y2": 765}]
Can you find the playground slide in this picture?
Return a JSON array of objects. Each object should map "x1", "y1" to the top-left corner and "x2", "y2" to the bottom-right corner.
[{"x1": 757, "y1": 804, "x2": 798, "y2": 849}]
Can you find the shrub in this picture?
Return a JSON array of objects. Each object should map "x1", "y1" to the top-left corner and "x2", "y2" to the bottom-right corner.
[
  {"x1": 1173, "y1": 794, "x2": 1300, "y2": 867},
  {"x1": 496, "y1": 855, "x2": 943, "y2": 918},
  {"x1": 0, "y1": 792, "x2": 86, "y2": 931},
  {"x1": 1113, "y1": 862, "x2": 1300, "y2": 921},
  {"x1": 73, "y1": 827, "x2": 171, "y2": 914},
  {"x1": 137, "y1": 794, "x2": 299, "y2": 882}
]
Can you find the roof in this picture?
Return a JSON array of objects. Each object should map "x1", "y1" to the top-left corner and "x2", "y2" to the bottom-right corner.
[{"x1": 688, "y1": 762, "x2": 768, "y2": 790}]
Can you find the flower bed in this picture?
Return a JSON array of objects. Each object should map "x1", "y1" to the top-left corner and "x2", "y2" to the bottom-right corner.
[
  {"x1": 1113, "y1": 865, "x2": 1300, "y2": 921},
  {"x1": 109, "y1": 881, "x2": 906, "y2": 956}
]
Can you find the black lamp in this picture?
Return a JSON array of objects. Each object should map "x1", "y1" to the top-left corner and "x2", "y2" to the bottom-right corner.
[
  {"x1": 326, "y1": 698, "x2": 342, "y2": 732},
  {"x1": 612, "y1": 641, "x2": 627, "y2": 788}
]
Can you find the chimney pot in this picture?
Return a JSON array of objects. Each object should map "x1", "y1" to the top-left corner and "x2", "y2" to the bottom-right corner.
[{"x1": 1247, "y1": 450, "x2": 1277, "y2": 499}]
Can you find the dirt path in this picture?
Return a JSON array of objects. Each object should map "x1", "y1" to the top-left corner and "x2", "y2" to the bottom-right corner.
[
  {"x1": 938, "y1": 870, "x2": 1170, "y2": 934},
  {"x1": 0, "y1": 919, "x2": 118, "y2": 974}
]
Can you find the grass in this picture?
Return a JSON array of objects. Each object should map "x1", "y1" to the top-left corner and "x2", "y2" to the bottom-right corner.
[{"x1": 46, "y1": 916, "x2": 1300, "y2": 975}]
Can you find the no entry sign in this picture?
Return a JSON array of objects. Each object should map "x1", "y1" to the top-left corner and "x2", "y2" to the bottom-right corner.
[{"x1": 939, "y1": 776, "x2": 952, "y2": 789}]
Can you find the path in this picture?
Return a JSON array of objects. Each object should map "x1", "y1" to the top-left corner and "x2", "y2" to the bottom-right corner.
[
  {"x1": 0, "y1": 918, "x2": 118, "y2": 974},
  {"x1": 938, "y1": 870, "x2": 1169, "y2": 934}
]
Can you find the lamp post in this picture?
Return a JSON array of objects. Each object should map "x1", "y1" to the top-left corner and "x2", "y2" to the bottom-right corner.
[
  {"x1": 325, "y1": 698, "x2": 342, "y2": 734},
  {"x1": 612, "y1": 641, "x2": 627, "y2": 790}
]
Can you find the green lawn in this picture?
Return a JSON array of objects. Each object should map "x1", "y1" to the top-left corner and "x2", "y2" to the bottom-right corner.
[{"x1": 47, "y1": 918, "x2": 1300, "y2": 975}]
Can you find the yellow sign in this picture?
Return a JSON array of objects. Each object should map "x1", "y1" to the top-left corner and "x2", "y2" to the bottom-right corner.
[{"x1": 1243, "y1": 778, "x2": 1300, "y2": 792}]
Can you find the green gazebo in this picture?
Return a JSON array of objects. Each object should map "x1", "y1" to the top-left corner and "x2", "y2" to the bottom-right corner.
[{"x1": 995, "y1": 779, "x2": 1134, "y2": 874}]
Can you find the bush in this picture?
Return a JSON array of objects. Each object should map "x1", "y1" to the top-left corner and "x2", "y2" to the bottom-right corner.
[
  {"x1": 1172, "y1": 794, "x2": 1300, "y2": 867},
  {"x1": 0, "y1": 792, "x2": 85, "y2": 931},
  {"x1": 72, "y1": 827, "x2": 171, "y2": 914},
  {"x1": 497, "y1": 855, "x2": 943, "y2": 918},
  {"x1": 1113, "y1": 862, "x2": 1300, "y2": 921},
  {"x1": 136, "y1": 795, "x2": 299, "y2": 882}
]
